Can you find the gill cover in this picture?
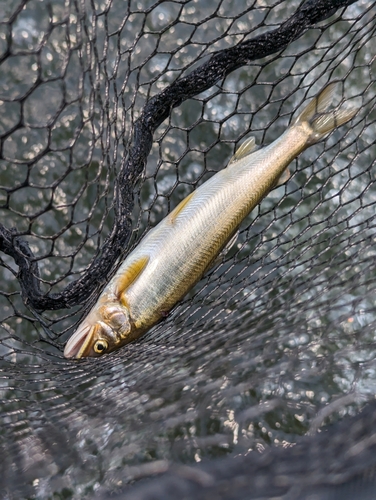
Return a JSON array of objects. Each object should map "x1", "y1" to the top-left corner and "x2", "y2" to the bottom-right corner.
[{"x1": 64, "y1": 303, "x2": 132, "y2": 358}]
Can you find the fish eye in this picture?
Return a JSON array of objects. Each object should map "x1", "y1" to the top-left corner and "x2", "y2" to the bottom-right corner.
[{"x1": 94, "y1": 339, "x2": 109, "y2": 354}]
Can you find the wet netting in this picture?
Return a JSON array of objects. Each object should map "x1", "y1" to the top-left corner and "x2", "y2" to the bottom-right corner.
[{"x1": 1, "y1": 0, "x2": 376, "y2": 498}]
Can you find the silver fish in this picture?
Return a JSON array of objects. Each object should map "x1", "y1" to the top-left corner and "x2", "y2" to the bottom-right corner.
[{"x1": 64, "y1": 81, "x2": 358, "y2": 358}]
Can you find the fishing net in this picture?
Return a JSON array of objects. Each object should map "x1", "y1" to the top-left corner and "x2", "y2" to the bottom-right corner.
[{"x1": 1, "y1": 0, "x2": 376, "y2": 498}]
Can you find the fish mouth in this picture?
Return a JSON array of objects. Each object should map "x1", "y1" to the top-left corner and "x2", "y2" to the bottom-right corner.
[{"x1": 64, "y1": 322, "x2": 95, "y2": 359}]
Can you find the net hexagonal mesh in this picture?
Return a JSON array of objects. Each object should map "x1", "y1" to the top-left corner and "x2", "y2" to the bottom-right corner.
[{"x1": 1, "y1": 0, "x2": 376, "y2": 498}]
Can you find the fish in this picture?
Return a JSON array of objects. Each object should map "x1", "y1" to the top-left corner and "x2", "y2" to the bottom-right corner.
[{"x1": 64, "y1": 81, "x2": 359, "y2": 358}]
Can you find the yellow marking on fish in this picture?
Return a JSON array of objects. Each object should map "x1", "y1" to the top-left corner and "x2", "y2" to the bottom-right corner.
[
  {"x1": 120, "y1": 294, "x2": 130, "y2": 310},
  {"x1": 116, "y1": 256, "x2": 149, "y2": 300},
  {"x1": 168, "y1": 191, "x2": 195, "y2": 224}
]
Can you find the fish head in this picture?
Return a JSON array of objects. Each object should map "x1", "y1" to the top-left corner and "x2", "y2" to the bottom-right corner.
[{"x1": 64, "y1": 303, "x2": 132, "y2": 359}]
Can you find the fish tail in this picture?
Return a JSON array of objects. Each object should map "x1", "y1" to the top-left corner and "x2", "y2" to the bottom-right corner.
[{"x1": 293, "y1": 81, "x2": 359, "y2": 145}]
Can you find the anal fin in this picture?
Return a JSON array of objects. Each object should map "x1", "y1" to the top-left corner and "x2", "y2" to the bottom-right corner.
[
  {"x1": 205, "y1": 230, "x2": 239, "y2": 274},
  {"x1": 268, "y1": 167, "x2": 291, "y2": 193},
  {"x1": 276, "y1": 167, "x2": 291, "y2": 187}
]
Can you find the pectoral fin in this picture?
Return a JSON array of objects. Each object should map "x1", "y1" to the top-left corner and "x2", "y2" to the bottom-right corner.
[{"x1": 116, "y1": 256, "x2": 149, "y2": 300}]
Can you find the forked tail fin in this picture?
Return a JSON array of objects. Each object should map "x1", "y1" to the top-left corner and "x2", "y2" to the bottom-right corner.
[{"x1": 293, "y1": 81, "x2": 360, "y2": 145}]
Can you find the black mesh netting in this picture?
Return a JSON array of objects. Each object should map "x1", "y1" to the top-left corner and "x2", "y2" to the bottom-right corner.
[{"x1": 1, "y1": 0, "x2": 376, "y2": 498}]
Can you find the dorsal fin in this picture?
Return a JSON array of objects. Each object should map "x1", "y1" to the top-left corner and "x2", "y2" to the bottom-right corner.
[
  {"x1": 116, "y1": 255, "x2": 149, "y2": 300},
  {"x1": 228, "y1": 136, "x2": 257, "y2": 164},
  {"x1": 168, "y1": 191, "x2": 195, "y2": 224}
]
